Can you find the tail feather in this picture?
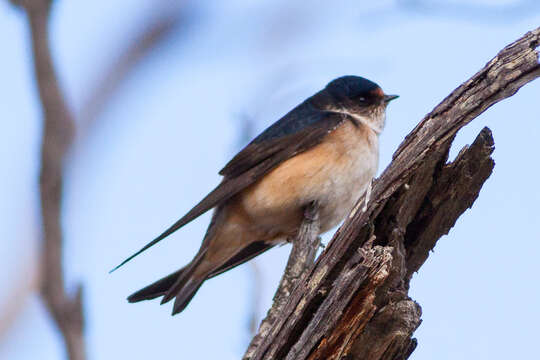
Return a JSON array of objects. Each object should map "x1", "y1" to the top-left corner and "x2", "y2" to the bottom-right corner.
[
  {"x1": 127, "y1": 268, "x2": 185, "y2": 303},
  {"x1": 171, "y1": 277, "x2": 205, "y2": 315},
  {"x1": 127, "y1": 241, "x2": 275, "y2": 314},
  {"x1": 160, "y1": 251, "x2": 207, "y2": 305},
  {"x1": 127, "y1": 249, "x2": 208, "y2": 315},
  {"x1": 128, "y1": 267, "x2": 206, "y2": 316}
]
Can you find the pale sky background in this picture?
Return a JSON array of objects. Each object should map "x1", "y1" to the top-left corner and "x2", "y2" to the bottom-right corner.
[{"x1": 1, "y1": 0, "x2": 539, "y2": 359}]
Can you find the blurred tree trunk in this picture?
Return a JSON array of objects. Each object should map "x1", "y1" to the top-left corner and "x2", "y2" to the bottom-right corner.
[{"x1": 245, "y1": 27, "x2": 540, "y2": 360}]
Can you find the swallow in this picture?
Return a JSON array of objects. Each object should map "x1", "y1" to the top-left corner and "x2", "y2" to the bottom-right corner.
[{"x1": 114, "y1": 75, "x2": 398, "y2": 315}]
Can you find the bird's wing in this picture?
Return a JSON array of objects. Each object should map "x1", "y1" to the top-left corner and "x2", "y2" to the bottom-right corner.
[
  {"x1": 219, "y1": 102, "x2": 341, "y2": 177},
  {"x1": 111, "y1": 105, "x2": 345, "y2": 271}
]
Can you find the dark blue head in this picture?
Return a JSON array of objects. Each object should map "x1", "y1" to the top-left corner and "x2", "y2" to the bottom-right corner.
[
  {"x1": 325, "y1": 76, "x2": 398, "y2": 106},
  {"x1": 308, "y1": 75, "x2": 398, "y2": 133}
]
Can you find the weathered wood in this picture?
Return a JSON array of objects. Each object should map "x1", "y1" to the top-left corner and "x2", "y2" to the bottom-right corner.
[
  {"x1": 246, "y1": 27, "x2": 539, "y2": 360},
  {"x1": 244, "y1": 202, "x2": 321, "y2": 360}
]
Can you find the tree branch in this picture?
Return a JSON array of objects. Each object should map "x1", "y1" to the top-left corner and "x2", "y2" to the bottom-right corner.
[
  {"x1": 244, "y1": 202, "x2": 321, "y2": 360},
  {"x1": 245, "y1": 26, "x2": 540, "y2": 360},
  {"x1": 14, "y1": 0, "x2": 86, "y2": 359}
]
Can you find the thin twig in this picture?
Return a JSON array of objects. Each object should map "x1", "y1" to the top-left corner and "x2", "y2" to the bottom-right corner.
[
  {"x1": 243, "y1": 201, "x2": 320, "y2": 360},
  {"x1": 15, "y1": 0, "x2": 85, "y2": 359}
]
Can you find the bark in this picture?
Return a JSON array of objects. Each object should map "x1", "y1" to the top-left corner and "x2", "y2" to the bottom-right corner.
[
  {"x1": 245, "y1": 27, "x2": 540, "y2": 360},
  {"x1": 244, "y1": 202, "x2": 321, "y2": 359}
]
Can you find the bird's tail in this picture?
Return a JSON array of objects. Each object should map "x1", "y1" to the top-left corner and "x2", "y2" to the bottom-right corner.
[
  {"x1": 127, "y1": 252, "x2": 208, "y2": 315},
  {"x1": 127, "y1": 240, "x2": 277, "y2": 314},
  {"x1": 127, "y1": 268, "x2": 185, "y2": 302}
]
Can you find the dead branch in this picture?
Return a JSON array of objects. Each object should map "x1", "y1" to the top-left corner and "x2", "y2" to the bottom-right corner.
[
  {"x1": 14, "y1": 0, "x2": 86, "y2": 359},
  {"x1": 244, "y1": 202, "x2": 321, "y2": 359},
  {"x1": 246, "y1": 26, "x2": 540, "y2": 360}
]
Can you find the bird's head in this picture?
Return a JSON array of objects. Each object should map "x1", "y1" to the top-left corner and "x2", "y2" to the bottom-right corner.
[{"x1": 313, "y1": 75, "x2": 398, "y2": 133}]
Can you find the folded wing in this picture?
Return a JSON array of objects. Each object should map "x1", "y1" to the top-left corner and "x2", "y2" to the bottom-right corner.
[{"x1": 111, "y1": 103, "x2": 345, "y2": 271}]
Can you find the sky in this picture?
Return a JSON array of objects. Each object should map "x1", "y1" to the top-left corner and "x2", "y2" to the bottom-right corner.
[{"x1": 1, "y1": 0, "x2": 539, "y2": 359}]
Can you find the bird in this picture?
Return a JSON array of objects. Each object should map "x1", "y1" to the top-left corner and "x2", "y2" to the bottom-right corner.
[{"x1": 114, "y1": 75, "x2": 398, "y2": 315}]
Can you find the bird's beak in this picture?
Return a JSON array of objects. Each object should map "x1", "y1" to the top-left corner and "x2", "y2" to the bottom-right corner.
[{"x1": 384, "y1": 94, "x2": 399, "y2": 103}]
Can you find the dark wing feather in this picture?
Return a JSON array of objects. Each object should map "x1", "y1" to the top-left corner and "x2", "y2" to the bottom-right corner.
[
  {"x1": 111, "y1": 106, "x2": 345, "y2": 272},
  {"x1": 220, "y1": 102, "x2": 334, "y2": 177},
  {"x1": 207, "y1": 241, "x2": 274, "y2": 278}
]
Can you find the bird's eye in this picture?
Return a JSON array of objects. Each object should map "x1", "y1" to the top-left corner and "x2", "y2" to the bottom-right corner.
[{"x1": 357, "y1": 96, "x2": 367, "y2": 102}]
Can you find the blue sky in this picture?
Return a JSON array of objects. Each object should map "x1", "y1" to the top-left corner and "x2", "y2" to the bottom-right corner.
[{"x1": 1, "y1": 1, "x2": 539, "y2": 359}]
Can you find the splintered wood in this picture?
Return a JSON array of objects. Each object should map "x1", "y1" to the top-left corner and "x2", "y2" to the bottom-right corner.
[{"x1": 245, "y1": 27, "x2": 539, "y2": 360}]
